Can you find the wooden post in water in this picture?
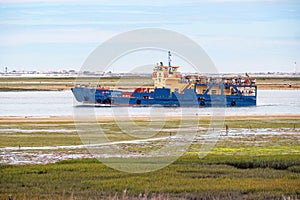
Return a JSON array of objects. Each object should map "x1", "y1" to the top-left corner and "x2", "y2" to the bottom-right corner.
[{"x1": 225, "y1": 124, "x2": 229, "y2": 136}]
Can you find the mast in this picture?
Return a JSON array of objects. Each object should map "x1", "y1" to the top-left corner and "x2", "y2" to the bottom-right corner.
[{"x1": 168, "y1": 51, "x2": 172, "y2": 67}]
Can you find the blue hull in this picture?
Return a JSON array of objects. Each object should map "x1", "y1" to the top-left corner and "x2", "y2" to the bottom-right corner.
[{"x1": 72, "y1": 85, "x2": 257, "y2": 107}]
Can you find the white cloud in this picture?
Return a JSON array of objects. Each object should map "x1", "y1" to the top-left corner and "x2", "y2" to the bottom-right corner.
[
  {"x1": 0, "y1": 20, "x2": 184, "y2": 26},
  {"x1": 0, "y1": 28, "x2": 116, "y2": 46}
]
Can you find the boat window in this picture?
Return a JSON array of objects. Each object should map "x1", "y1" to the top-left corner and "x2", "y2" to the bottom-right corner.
[
  {"x1": 230, "y1": 87, "x2": 238, "y2": 95},
  {"x1": 211, "y1": 90, "x2": 217, "y2": 95}
]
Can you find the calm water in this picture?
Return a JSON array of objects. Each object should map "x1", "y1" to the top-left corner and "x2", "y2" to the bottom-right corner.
[{"x1": 0, "y1": 90, "x2": 299, "y2": 117}]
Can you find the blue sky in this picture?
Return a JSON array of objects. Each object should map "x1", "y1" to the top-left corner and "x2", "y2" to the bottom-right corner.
[{"x1": 0, "y1": 0, "x2": 299, "y2": 73}]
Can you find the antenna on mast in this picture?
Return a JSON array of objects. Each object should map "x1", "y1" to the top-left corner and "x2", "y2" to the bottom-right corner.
[{"x1": 168, "y1": 51, "x2": 172, "y2": 67}]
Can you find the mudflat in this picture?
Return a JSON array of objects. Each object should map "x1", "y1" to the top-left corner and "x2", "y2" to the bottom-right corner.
[{"x1": 0, "y1": 76, "x2": 299, "y2": 91}]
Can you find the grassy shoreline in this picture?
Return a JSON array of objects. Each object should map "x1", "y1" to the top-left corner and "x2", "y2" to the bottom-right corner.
[
  {"x1": 0, "y1": 76, "x2": 299, "y2": 91},
  {"x1": 0, "y1": 116, "x2": 299, "y2": 199},
  {"x1": 1, "y1": 155, "x2": 299, "y2": 199}
]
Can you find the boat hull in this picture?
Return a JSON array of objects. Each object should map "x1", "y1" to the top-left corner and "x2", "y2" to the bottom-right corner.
[{"x1": 71, "y1": 86, "x2": 256, "y2": 107}]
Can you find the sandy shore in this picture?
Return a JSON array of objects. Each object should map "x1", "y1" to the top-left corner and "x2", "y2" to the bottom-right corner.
[
  {"x1": 0, "y1": 84, "x2": 299, "y2": 91},
  {"x1": 1, "y1": 114, "x2": 300, "y2": 122},
  {"x1": 0, "y1": 76, "x2": 299, "y2": 91}
]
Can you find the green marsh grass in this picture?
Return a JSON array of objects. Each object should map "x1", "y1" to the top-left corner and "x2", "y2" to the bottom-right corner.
[
  {"x1": 0, "y1": 118, "x2": 299, "y2": 199},
  {"x1": 0, "y1": 155, "x2": 299, "y2": 199}
]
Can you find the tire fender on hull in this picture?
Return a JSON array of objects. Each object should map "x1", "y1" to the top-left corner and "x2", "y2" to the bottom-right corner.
[
  {"x1": 200, "y1": 101, "x2": 205, "y2": 106},
  {"x1": 231, "y1": 100, "x2": 236, "y2": 107}
]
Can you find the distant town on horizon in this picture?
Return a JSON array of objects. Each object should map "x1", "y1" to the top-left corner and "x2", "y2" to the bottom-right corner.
[{"x1": 1, "y1": 68, "x2": 299, "y2": 78}]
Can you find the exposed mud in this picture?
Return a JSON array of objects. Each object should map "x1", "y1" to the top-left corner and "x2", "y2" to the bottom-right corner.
[{"x1": 1, "y1": 127, "x2": 299, "y2": 165}]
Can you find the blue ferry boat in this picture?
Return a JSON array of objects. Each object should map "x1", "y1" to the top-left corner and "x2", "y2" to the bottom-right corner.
[{"x1": 72, "y1": 52, "x2": 257, "y2": 107}]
